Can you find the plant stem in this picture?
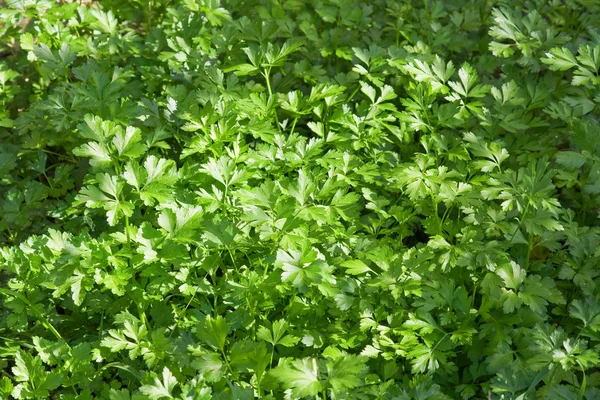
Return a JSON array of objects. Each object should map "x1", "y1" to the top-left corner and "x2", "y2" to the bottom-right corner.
[
  {"x1": 542, "y1": 365, "x2": 558, "y2": 399},
  {"x1": 263, "y1": 67, "x2": 281, "y2": 131},
  {"x1": 226, "y1": 245, "x2": 238, "y2": 273},
  {"x1": 222, "y1": 348, "x2": 235, "y2": 375},
  {"x1": 125, "y1": 214, "x2": 131, "y2": 247},
  {"x1": 505, "y1": 202, "x2": 531, "y2": 250},
  {"x1": 99, "y1": 309, "x2": 104, "y2": 339},
  {"x1": 524, "y1": 235, "x2": 533, "y2": 270},
  {"x1": 0, "y1": 288, "x2": 65, "y2": 343},
  {"x1": 440, "y1": 205, "x2": 452, "y2": 225},
  {"x1": 147, "y1": 0, "x2": 153, "y2": 33},
  {"x1": 347, "y1": 84, "x2": 361, "y2": 103},
  {"x1": 430, "y1": 194, "x2": 442, "y2": 234},
  {"x1": 290, "y1": 117, "x2": 298, "y2": 135}
]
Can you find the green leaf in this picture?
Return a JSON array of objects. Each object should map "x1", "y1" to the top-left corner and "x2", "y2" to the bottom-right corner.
[
  {"x1": 542, "y1": 48, "x2": 579, "y2": 71},
  {"x1": 11, "y1": 351, "x2": 62, "y2": 399},
  {"x1": 202, "y1": 217, "x2": 239, "y2": 247},
  {"x1": 360, "y1": 81, "x2": 376, "y2": 103},
  {"x1": 503, "y1": 291, "x2": 522, "y2": 313},
  {"x1": 196, "y1": 315, "x2": 229, "y2": 351},
  {"x1": 257, "y1": 319, "x2": 299, "y2": 347},
  {"x1": 73, "y1": 142, "x2": 112, "y2": 167},
  {"x1": 569, "y1": 297, "x2": 600, "y2": 332},
  {"x1": 33, "y1": 43, "x2": 57, "y2": 64},
  {"x1": 271, "y1": 358, "x2": 322, "y2": 397},
  {"x1": 403, "y1": 56, "x2": 455, "y2": 92},
  {"x1": 275, "y1": 247, "x2": 330, "y2": 293},
  {"x1": 139, "y1": 367, "x2": 177, "y2": 400},
  {"x1": 0, "y1": 376, "x2": 13, "y2": 398},
  {"x1": 191, "y1": 352, "x2": 226, "y2": 382},
  {"x1": 224, "y1": 63, "x2": 259, "y2": 76},
  {"x1": 497, "y1": 262, "x2": 526, "y2": 291},
  {"x1": 447, "y1": 63, "x2": 490, "y2": 98},
  {"x1": 91, "y1": 9, "x2": 118, "y2": 34},
  {"x1": 112, "y1": 126, "x2": 147, "y2": 159},
  {"x1": 78, "y1": 173, "x2": 134, "y2": 226},
  {"x1": 325, "y1": 354, "x2": 366, "y2": 393},
  {"x1": 556, "y1": 151, "x2": 588, "y2": 169},
  {"x1": 157, "y1": 205, "x2": 203, "y2": 242},
  {"x1": 340, "y1": 259, "x2": 372, "y2": 275},
  {"x1": 520, "y1": 275, "x2": 565, "y2": 314},
  {"x1": 109, "y1": 389, "x2": 132, "y2": 400},
  {"x1": 200, "y1": 156, "x2": 247, "y2": 187}
]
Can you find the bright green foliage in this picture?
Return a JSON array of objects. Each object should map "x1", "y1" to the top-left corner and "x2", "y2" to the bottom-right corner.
[{"x1": 1, "y1": 0, "x2": 600, "y2": 399}]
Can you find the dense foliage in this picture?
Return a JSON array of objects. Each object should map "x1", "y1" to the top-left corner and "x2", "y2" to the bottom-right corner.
[{"x1": 1, "y1": 0, "x2": 600, "y2": 398}]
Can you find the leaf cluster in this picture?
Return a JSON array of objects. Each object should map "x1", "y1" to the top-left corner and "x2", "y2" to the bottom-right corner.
[{"x1": 1, "y1": 0, "x2": 600, "y2": 399}]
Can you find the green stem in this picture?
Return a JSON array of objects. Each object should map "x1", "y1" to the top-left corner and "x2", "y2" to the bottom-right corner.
[
  {"x1": 99, "y1": 309, "x2": 104, "y2": 339},
  {"x1": 99, "y1": 362, "x2": 143, "y2": 381},
  {"x1": 223, "y1": 183, "x2": 229, "y2": 213},
  {"x1": 263, "y1": 68, "x2": 272, "y2": 97},
  {"x1": 226, "y1": 245, "x2": 238, "y2": 272},
  {"x1": 245, "y1": 296, "x2": 257, "y2": 340},
  {"x1": 169, "y1": 291, "x2": 197, "y2": 338},
  {"x1": 577, "y1": 361, "x2": 587, "y2": 400},
  {"x1": 542, "y1": 365, "x2": 558, "y2": 399},
  {"x1": 505, "y1": 202, "x2": 531, "y2": 250},
  {"x1": 431, "y1": 332, "x2": 449, "y2": 353},
  {"x1": 346, "y1": 85, "x2": 360, "y2": 105},
  {"x1": 147, "y1": 0, "x2": 153, "y2": 33},
  {"x1": 135, "y1": 297, "x2": 150, "y2": 328},
  {"x1": 0, "y1": 288, "x2": 65, "y2": 342},
  {"x1": 471, "y1": 283, "x2": 478, "y2": 308},
  {"x1": 290, "y1": 117, "x2": 298, "y2": 135},
  {"x1": 43, "y1": 172, "x2": 54, "y2": 190},
  {"x1": 124, "y1": 214, "x2": 131, "y2": 247},
  {"x1": 40, "y1": 148, "x2": 77, "y2": 163},
  {"x1": 263, "y1": 68, "x2": 281, "y2": 131},
  {"x1": 212, "y1": 272, "x2": 218, "y2": 312},
  {"x1": 524, "y1": 235, "x2": 534, "y2": 270},
  {"x1": 430, "y1": 194, "x2": 441, "y2": 234},
  {"x1": 221, "y1": 348, "x2": 234, "y2": 375},
  {"x1": 4, "y1": 225, "x2": 15, "y2": 243}
]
